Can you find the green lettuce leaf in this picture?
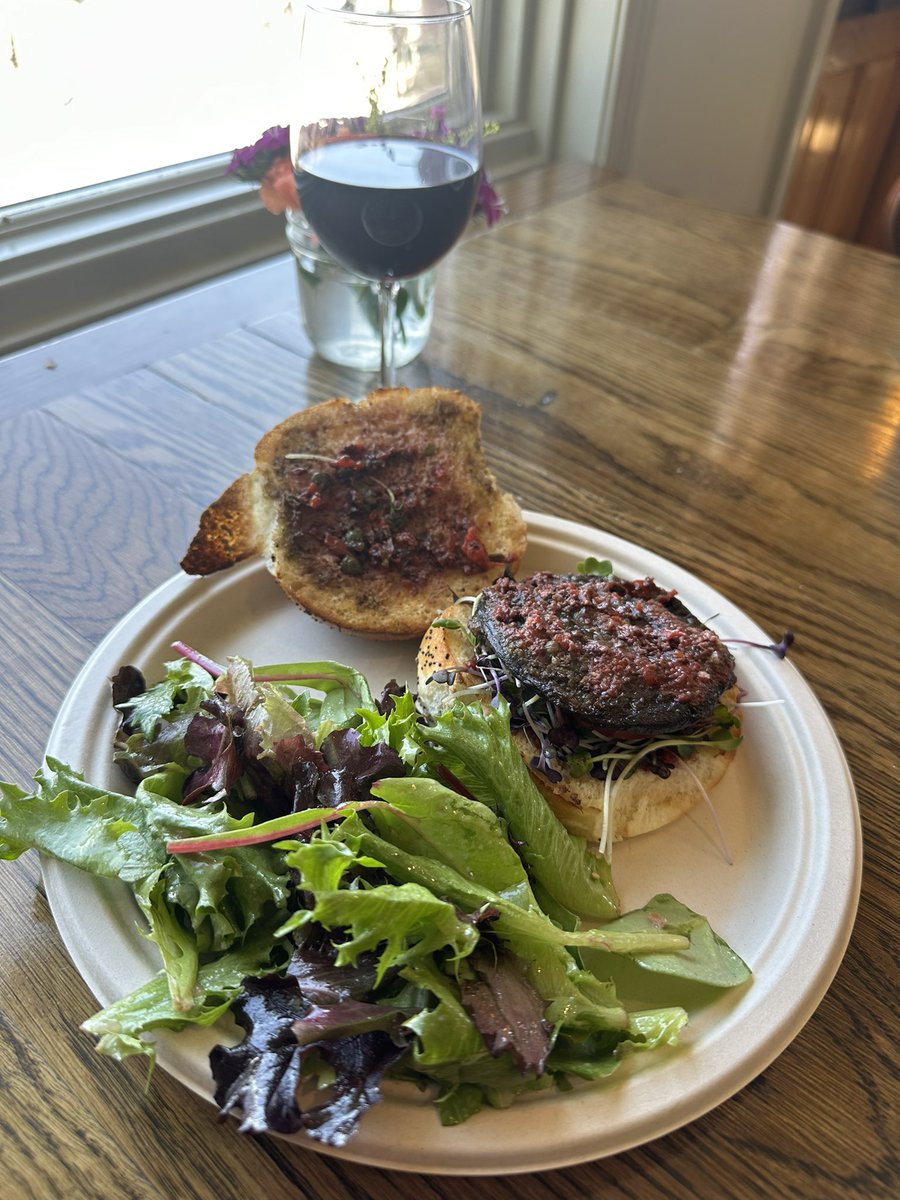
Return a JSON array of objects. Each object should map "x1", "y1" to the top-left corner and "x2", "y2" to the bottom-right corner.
[
  {"x1": 280, "y1": 877, "x2": 479, "y2": 987},
  {"x1": 0, "y1": 760, "x2": 292, "y2": 1011},
  {"x1": 355, "y1": 688, "x2": 422, "y2": 767},
  {"x1": 398, "y1": 957, "x2": 487, "y2": 1070},
  {"x1": 367, "y1": 776, "x2": 536, "y2": 910},
  {"x1": 0, "y1": 759, "x2": 239, "y2": 875},
  {"x1": 81, "y1": 915, "x2": 291, "y2": 1062},
  {"x1": 251, "y1": 659, "x2": 375, "y2": 737},
  {"x1": 612, "y1": 894, "x2": 752, "y2": 987},
  {"x1": 333, "y1": 792, "x2": 682, "y2": 1040},
  {"x1": 360, "y1": 779, "x2": 683, "y2": 958},
  {"x1": 546, "y1": 1006, "x2": 688, "y2": 1081},
  {"x1": 413, "y1": 699, "x2": 620, "y2": 921},
  {"x1": 216, "y1": 656, "x2": 315, "y2": 764},
  {"x1": 117, "y1": 658, "x2": 213, "y2": 740}
]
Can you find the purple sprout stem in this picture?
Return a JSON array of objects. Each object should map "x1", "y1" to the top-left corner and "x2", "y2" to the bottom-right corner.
[
  {"x1": 722, "y1": 631, "x2": 794, "y2": 659},
  {"x1": 171, "y1": 641, "x2": 225, "y2": 678}
]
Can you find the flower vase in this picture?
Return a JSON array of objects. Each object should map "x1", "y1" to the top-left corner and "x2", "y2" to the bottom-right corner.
[{"x1": 285, "y1": 211, "x2": 436, "y2": 371}]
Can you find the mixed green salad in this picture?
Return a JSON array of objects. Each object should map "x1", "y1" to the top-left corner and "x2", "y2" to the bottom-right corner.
[{"x1": 0, "y1": 646, "x2": 750, "y2": 1147}]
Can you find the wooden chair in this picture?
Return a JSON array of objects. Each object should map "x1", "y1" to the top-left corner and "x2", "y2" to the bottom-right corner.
[
  {"x1": 882, "y1": 174, "x2": 900, "y2": 255},
  {"x1": 783, "y1": 8, "x2": 900, "y2": 254}
]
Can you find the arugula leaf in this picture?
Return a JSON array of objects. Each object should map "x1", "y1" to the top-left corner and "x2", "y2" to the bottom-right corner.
[{"x1": 577, "y1": 894, "x2": 751, "y2": 1008}]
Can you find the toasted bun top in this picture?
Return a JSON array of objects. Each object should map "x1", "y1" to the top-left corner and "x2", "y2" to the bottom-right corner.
[{"x1": 181, "y1": 388, "x2": 527, "y2": 640}]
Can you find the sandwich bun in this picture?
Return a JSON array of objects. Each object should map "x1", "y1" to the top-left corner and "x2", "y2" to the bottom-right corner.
[
  {"x1": 417, "y1": 598, "x2": 740, "y2": 844},
  {"x1": 181, "y1": 388, "x2": 527, "y2": 640}
]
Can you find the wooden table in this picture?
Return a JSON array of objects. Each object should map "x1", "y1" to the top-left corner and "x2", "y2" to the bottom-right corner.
[{"x1": 1, "y1": 165, "x2": 897, "y2": 1199}]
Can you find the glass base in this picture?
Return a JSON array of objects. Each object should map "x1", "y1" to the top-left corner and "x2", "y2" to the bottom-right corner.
[{"x1": 286, "y1": 212, "x2": 436, "y2": 371}]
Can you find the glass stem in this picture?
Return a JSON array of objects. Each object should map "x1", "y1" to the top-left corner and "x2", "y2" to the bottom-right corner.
[{"x1": 379, "y1": 279, "x2": 400, "y2": 388}]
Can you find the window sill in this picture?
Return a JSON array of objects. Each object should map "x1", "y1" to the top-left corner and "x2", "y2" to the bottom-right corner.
[
  {"x1": 0, "y1": 159, "x2": 289, "y2": 355},
  {"x1": 0, "y1": 116, "x2": 537, "y2": 358}
]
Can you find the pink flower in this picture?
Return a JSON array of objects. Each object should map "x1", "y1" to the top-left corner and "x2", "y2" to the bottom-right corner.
[
  {"x1": 259, "y1": 157, "x2": 300, "y2": 214},
  {"x1": 226, "y1": 126, "x2": 290, "y2": 182}
]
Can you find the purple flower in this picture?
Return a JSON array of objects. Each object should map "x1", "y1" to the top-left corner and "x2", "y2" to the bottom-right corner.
[
  {"x1": 226, "y1": 125, "x2": 291, "y2": 182},
  {"x1": 429, "y1": 105, "x2": 451, "y2": 142},
  {"x1": 474, "y1": 170, "x2": 506, "y2": 227}
]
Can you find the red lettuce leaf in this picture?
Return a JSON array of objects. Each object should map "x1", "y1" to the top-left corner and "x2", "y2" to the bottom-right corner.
[
  {"x1": 210, "y1": 974, "x2": 308, "y2": 1135},
  {"x1": 210, "y1": 938, "x2": 409, "y2": 1143},
  {"x1": 459, "y1": 945, "x2": 551, "y2": 1074},
  {"x1": 300, "y1": 1031, "x2": 409, "y2": 1147}
]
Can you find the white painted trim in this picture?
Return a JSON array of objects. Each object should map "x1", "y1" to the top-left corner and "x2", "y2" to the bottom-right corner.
[
  {"x1": 602, "y1": 0, "x2": 842, "y2": 219},
  {"x1": 556, "y1": 0, "x2": 628, "y2": 165},
  {"x1": 0, "y1": 161, "x2": 288, "y2": 355}
]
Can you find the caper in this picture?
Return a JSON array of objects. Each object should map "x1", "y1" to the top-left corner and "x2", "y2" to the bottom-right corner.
[
  {"x1": 545, "y1": 640, "x2": 561, "y2": 655},
  {"x1": 343, "y1": 526, "x2": 365, "y2": 551},
  {"x1": 339, "y1": 555, "x2": 363, "y2": 576}
]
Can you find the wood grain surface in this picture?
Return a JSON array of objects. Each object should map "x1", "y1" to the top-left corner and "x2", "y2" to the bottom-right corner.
[{"x1": 0, "y1": 163, "x2": 897, "y2": 1200}]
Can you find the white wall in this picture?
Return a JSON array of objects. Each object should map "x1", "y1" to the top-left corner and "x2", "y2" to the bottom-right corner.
[
  {"x1": 555, "y1": 0, "x2": 627, "y2": 163},
  {"x1": 604, "y1": 0, "x2": 842, "y2": 217}
]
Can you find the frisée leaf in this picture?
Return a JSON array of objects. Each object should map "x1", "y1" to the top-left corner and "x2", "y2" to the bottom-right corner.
[{"x1": 116, "y1": 657, "x2": 214, "y2": 740}]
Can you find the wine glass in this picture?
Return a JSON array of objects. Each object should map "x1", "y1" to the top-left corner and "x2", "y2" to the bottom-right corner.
[{"x1": 291, "y1": 0, "x2": 482, "y2": 387}]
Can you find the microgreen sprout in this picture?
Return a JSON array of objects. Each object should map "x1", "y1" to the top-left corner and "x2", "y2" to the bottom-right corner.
[
  {"x1": 283, "y1": 452, "x2": 336, "y2": 464},
  {"x1": 284, "y1": 451, "x2": 402, "y2": 515},
  {"x1": 722, "y1": 631, "x2": 794, "y2": 658},
  {"x1": 680, "y1": 758, "x2": 733, "y2": 866},
  {"x1": 575, "y1": 556, "x2": 614, "y2": 577}
]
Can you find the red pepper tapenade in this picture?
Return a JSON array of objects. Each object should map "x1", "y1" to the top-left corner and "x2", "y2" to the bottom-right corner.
[
  {"x1": 276, "y1": 437, "x2": 499, "y2": 588},
  {"x1": 469, "y1": 572, "x2": 736, "y2": 736}
]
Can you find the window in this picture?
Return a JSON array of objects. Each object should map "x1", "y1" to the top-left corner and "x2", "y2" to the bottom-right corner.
[
  {"x1": 0, "y1": 0, "x2": 610, "y2": 355},
  {"x1": 4, "y1": 1, "x2": 300, "y2": 208}
]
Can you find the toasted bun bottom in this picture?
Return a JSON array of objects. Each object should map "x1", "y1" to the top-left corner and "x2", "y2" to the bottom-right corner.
[{"x1": 417, "y1": 604, "x2": 738, "y2": 843}]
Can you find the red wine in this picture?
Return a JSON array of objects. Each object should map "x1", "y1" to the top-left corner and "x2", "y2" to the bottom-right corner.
[{"x1": 295, "y1": 137, "x2": 480, "y2": 280}]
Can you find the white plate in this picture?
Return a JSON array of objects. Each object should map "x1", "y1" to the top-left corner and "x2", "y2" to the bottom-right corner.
[{"x1": 42, "y1": 512, "x2": 861, "y2": 1175}]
